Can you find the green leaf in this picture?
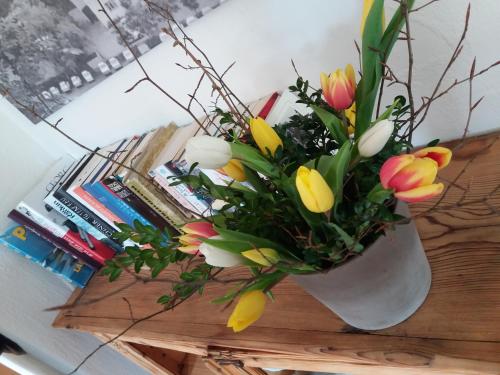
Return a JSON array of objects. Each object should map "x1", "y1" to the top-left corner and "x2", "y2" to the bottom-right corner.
[
  {"x1": 242, "y1": 165, "x2": 269, "y2": 194},
  {"x1": 245, "y1": 271, "x2": 286, "y2": 292},
  {"x1": 157, "y1": 295, "x2": 172, "y2": 305},
  {"x1": 151, "y1": 261, "x2": 166, "y2": 278},
  {"x1": 380, "y1": 0, "x2": 415, "y2": 58},
  {"x1": 355, "y1": 0, "x2": 384, "y2": 139},
  {"x1": 311, "y1": 105, "x2": 348, "y2": 144},
  {"x1": 211, "y1": 288, "x2": 241, "y2": 304},
  {"x1": 328, "y1": 223, "x2": 363, "y2": 253},
  {"x1": 356, "y1": 0, "x2": 415, "y2": 139},
  {"x1": 317, "y1": 140, "x2": 352, "y2": 205},
  {"x1": 230, "y1": 142, "x2": 280, "y2": 178},
  {"x1": 109, "y1": 268, "x2": 122, "y2": 282},
  {"x1": 281, "y1": 176, "x2": 323, "y2": 230},
  {"x1": 201, "y1": 238, "x2": 251, "y2": 254},
  {"x1": 367, "y1": 183, "x2": 394, "y2": 204},
  {"x1": 374, "y1": 97, "x2": 401, "y2": 122},
  {"x1": 427, "y1": 138, "x2": 440, "y2": 147},
  {"x1": 134, "y1": 259, "x2": 144, "y2": 273}
]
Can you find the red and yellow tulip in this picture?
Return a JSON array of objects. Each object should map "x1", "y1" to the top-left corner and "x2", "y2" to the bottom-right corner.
[
  {"x1": 379, "y1": 147, "x2": 452, "y2": 203},
  {"x1": 320, "y1": 64, "x2": 356, "y2": 111},
  {"x1": 177, "y1": 222, "x2": 217, "y2": 254},
  {"x1": 412, "y1": 146, "x2": 452, "y2": 169}
]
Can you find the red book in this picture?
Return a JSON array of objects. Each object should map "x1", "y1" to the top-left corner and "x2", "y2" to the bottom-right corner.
[
  {"x1": 258, "y1": 92, "x2": 280, "y2": 119},
  {"x1": 8, "y1": 210, "x2": 114, "y2": 268}
]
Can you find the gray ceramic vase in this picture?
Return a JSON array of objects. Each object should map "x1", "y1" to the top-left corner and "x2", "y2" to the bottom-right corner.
[{"x1": 292, "y1": 202, "x2": 431, "y2": 330}]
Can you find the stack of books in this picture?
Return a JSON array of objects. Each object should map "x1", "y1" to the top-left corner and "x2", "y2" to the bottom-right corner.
[{"x1": 1, "y1": 92, "x2": 290, "y2": 288}]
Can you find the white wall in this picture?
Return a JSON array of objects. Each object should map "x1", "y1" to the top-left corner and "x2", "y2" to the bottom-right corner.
[
  {"x1": 3, "y1": 0, "x2": 499, "y2": 157},
  {"x1": 0, "y1": 118, "x2": 148, "y2": 374},
  {"x1": 1, "y1": 0, "x2": 500, "y2": 373}
]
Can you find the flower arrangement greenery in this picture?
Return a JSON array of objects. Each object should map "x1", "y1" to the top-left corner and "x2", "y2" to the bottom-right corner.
[{"x1": 105, "y1": 0, "x2": 455, "y2": 333}]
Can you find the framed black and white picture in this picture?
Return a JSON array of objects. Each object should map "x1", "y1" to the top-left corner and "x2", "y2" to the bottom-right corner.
[{"x1": 0, "y1": 0, "x2": 225, "y2": 123}]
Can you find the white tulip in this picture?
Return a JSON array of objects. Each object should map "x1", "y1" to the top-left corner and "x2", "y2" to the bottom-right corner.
[
  {"x1": 184, "y1": 136, "x2": 232, "y2": 169},
  {"x1": 358, "y1": 119, "x2": 394, "y2": 157},
  {"x1": 211, "y1": 199, "x2": 228, "y2": 211},
  {"x1": 199, "y1": 236, "x2": 245, "y2": 267}
]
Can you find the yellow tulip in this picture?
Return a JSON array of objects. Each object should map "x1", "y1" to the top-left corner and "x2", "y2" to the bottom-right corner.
[
  {"x1": 345, "y1": 102, "x2": 356, "y2": 135},
  {"x1": 242, "y1": 248, "x2": 279, "y2": 266},
  {"x1": 227, "y1": 290, "x2": 267, "y2": 333},
  {"x1": 249, "y1": 117, "x2": 283, "y2": 157},
  {"x1": 221, "y1": 159, "x2": 246, "y2": 182},
  {"x1": 361, "y1": 0, "x2": 386, "y2": 35},
  {"x1": 295, "y1": 166, "x2": 334, "y2": 213}
]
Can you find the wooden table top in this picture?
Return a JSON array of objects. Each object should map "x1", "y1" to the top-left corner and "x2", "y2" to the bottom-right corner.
[{"x1": 54, "y1": 133, "x2": 500, "y2": 375}]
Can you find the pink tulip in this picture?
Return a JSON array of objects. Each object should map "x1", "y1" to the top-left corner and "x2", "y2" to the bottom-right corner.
[{"x1": 320, "y1": 64, "x2": 356, "y2": 111}]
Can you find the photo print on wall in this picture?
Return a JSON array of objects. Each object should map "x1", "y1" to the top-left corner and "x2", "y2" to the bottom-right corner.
[{"x1": 0, "y1": 0, "x2": 226, "y2": 123}]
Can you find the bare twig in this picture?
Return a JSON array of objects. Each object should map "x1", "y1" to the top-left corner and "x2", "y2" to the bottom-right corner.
[
  {"x1": 402, "y1": 0, "x2": 416, "y2": 145},
  {"x1": 404, "y1": 4, "x2": 471, "y2": 137},
  {"x1": 96, "y1": 0, "x2": 210, "y2": 134},
  {"x1": 123, "y1": 297, "x2": 136, "y2": 322},
  {"x1": 410, "y1": 0, "x2": 440, "y2": 13}
]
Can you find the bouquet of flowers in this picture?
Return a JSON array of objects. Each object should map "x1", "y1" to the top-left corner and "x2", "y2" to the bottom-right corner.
[{"x1": 106, "y1": 0, "x2": 455, "y2": 333}]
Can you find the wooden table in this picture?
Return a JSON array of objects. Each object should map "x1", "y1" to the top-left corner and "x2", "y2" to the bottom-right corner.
[{"x1": 54, "y1": 133, "x2": 500, "y2": 375}]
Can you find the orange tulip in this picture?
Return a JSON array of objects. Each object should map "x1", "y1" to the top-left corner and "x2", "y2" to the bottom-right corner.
[
  {"x1": 379, "y1": 147, "x2": 452, "y2": 203},
  {"x1": 320, "y1": 64, "x2": 356, "y2": 111}
]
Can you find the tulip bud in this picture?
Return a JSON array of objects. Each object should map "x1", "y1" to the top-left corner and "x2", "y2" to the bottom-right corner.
[
  {"x1": 295, "y1": 166, "x2": 334, "y2": 213},
  {"x1": 181, "y1": 221, "x2": 217, "y2": 237},
  {"x1": 198, "y1": 236, "x2": 245, "y2": 267},
  {"x1": 177, "y1": 222, "x2": 217, "y2": 254},
  {"x1": 249, "y1": 117, "x2": 283, "y2": 157},
  {"x1": 184, "y1": 135, "x2": 232, "y2": 169},
  {"x1": 358, "y1": 119, "x2": 394, "y2": 157},
  {"x1": 320, "y1": 64, "x2": 356, "y2": 111},
  {"x1": 227, "y1": 290, "x2": 267, "y2": 332},
  {"x1": 211, "y1": 199, "x2": 228, "y2": 211},
  {"x1": 221, "y1": 159, "x2": 246, "y2": 182},
  {"x1": 241, "y1": 248, "x2": 279, "y2": 266}
]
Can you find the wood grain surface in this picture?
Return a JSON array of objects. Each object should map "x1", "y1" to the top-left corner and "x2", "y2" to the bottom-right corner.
[{"x1": 54, "y1": 133, "x2": 500, "y2": 374}]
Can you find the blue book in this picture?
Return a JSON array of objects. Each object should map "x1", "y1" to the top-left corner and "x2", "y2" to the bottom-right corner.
[
  {"x1": 0, "y1": 224, "x2": 94, "y2": 288},
  {"x1": 83, "y1": 181, "x2": 156, "y2": 229}
]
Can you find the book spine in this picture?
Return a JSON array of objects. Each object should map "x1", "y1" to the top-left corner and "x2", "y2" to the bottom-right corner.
[
  {"x1": 84, "y1": 182, "x2": 155, "y2": 229},
  {"x1": 52, "y1": 189, "x2": 117, "y2": 238},
  {"x1": 71, "y1": 186, "x2": 123, "y2": 224},
  {"x1": 125, "y1": 178, "x2": 186, "y2": 226},
  {"x1": 153, "y1": 168, "x2": 209, "y2": 214},
  {"x1": 16, "y1": 202, "x2": 116, "y2": 264},
  {"x1": 102, "y1": 178, "x2": 172, "y2": 231},
  {"x1": 16, "y1": 201, "x2": 67, "y2": 238},
  {"x1": 44, "y1": 192, "x2": 131, "y2": 251},
  {"x1": 44, "y1": 192, "x2": 111, "y2": 240},
  {"x1": 7, "y1": 210, "x2": 101, "y2": 270}
]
